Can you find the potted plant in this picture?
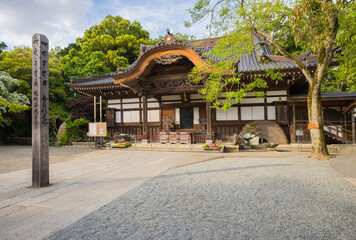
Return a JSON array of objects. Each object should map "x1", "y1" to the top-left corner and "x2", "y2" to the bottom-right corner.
[
  {"x1": 112, "y1": 138, "x2": 132, "y2": 148},
  {"x1": 114, "y1": 133, "x2": 130, "y2": 143},
  {"x1": 203, "y1": 140, "x2": 223, "y2": 150}
]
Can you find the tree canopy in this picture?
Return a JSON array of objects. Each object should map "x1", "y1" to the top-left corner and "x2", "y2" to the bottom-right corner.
[
  {"x1": 186, "y1": 0, "x2": 352, "y2": 159},
  {"x1": 0, "y1": 46, "x2": 71, "y2": 136},
  {"x1": 60, "y1": 15, "x2": 150, "y2": 78},
  {"x1": 334, "y1": 2, "x2": 356, "y2": 91},
  {"x1": 0, "y1": 42, "x2": 7, "y2": 59}
]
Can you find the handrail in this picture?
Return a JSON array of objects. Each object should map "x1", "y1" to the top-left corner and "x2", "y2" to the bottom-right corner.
[
  {"x1": 323, "y1": 121, "x2": 353, "y2": 143},
  {"x1": 324, "y1": 121, "x2": 352, "y2": 134},
  {"x1": 291, "y1": 120, "x2": 353, "y2": 143},
  {"x1": 294, "y1": 120, "x2": 355, "y2": 124}
]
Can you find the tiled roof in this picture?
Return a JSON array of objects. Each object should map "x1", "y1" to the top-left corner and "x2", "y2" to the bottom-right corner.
[
  {"x1": 321, "y1": 91, "x2": 356, "y2": 98},
  {"x1": 68, "y1": 34, "x2": 323, "y2": 87},
  {"x1": 237, "y1": 52, "x2": 318, "y2": 73},
  {"x1": 289, "y1": 91, "x2": 356, "y2": 99},
  {"x1": 70, "y1": 77, "x2": 114, "y2": 86}
]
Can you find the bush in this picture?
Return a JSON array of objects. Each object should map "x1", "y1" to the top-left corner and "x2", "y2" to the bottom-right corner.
[
  {"x1": 58, "y1": 132, "x2": 70, "y2": 146},
  {"x1": 59, "y1": 118, "x2": 90, "y2": 146}
]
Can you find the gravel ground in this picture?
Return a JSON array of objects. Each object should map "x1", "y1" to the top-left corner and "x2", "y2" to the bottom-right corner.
[{"x1": 46, "y1": 153, "x2": 356, "y2": 240}]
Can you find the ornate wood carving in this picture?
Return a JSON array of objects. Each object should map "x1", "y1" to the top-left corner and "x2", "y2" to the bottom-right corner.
[
  {"x1": 154, "y1": 55, "x2": 183, "y2": 65},
  {"x1": 162, "y1": 116, "x2": 174, "y2": 132},
  {"x1": 199, "y1": 117, "x2": 207, "y2": 131},
  {"x1": 138, "y1": 75, "x2": 193, "y2": 90},
  {"x1": 113, "y1": 48, "x2": 209, "y2": 85}
]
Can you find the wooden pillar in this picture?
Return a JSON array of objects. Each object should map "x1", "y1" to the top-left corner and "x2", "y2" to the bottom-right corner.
[
  {"x1": 352, "y1": 107, "x2": 356, "y2": 144},
  {"x1": 94, "y1": 96, "x2": 97, "y2": 123},
  {"x1": 99, "y1": 95, "x2": 102, "y2": 122},
  {"x1": 120, "y1": 98, "x2": 123, "y2": 125},
  {"x1": 264, "y1": 90, "x2": 268, "y2": 120},
  {"x1": 93, "y1": 96, "x2": 97, "y2": 148},
  {"x1": 139, "y1": 97, "x2": 142, "y2": 124},
  {"x1": 292, "y1": 104, "x2": 296, "y2": 143},
  {"x1": 99, "y1": 95, "x2": 102, "y2": 147},
  {"x1": 339, "y1": 106, "x2": 343, "y2": 138},
  {"x1": 206, "y1": 101, "x2": 212, "y2": 138},
  {"x1": 32, "y1": 33, "x2": 49, "y2": 187},
  {"x1": 143, "y1": 96, "x2": 148, "y2": 136}
]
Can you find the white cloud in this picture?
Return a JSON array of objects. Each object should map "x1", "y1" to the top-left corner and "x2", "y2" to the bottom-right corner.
[
  {"x1": 0, "y1": 0, "x2": 93, "y2": 48},
  {"x1": 89, "y1": 0, "x2": 209, "y2": 40},
  {"x1": 0, "y1": 0, "x2": 212, "y2": 50}
]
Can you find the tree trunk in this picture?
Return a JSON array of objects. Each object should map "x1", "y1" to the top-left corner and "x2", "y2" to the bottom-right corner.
[{"x1": 307, "y1": 83, "x2": 329, "y2": 160}]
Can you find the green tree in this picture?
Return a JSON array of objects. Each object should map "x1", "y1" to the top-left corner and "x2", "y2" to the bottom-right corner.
[
  {"x1": 0, "y1": 71, "x2": 29, "y2": 127},
  {"x1": 0, "y1": 42, "x2": 7, "y2": 59},
  {"x1": 54, "y1": 43, "x2": 81, "y2": 58},
  {"x1": 60, "y1": 15, "x2": 150, "y2": 78},
  {"x1": 186, "y1": 0, "x2": 351, "y2": 159},
  {"x1": 59, "y1": 118, "x2": 90, "y2": 145},
  {"x1": 0, "y1": 46, "x2": 71, "y2": 136},
  {"x1": 334, "y1": 2, "x2": 356, "y2": 91},
  {"x1": 0, "y1": 47, "x2": 32, "y2": 99},
  {"x1": 49, "y1": 103, "x2": 69, "y2": 139}
]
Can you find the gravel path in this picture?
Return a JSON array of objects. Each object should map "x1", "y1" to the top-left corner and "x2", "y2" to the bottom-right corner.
[{"x1": 46, "y1": 153, "x2": 356, "y2": 240}]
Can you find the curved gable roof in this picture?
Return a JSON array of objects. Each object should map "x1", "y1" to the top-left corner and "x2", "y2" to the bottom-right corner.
[{"x1": 68, "y1": 33, "x2": 324, "y2": 92}]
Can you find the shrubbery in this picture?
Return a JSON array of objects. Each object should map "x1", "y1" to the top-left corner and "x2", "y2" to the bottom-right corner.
[{"x1": 59, "y1": 118, "x2": 89, "y2": 146}]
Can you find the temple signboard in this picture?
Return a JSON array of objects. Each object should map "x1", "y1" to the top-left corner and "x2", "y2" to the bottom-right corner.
[{"x1": 88, "y1": 122, "x2": 107, "y2": 137}]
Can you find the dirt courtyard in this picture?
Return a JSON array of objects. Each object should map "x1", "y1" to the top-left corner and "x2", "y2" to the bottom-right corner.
[{"x1": 0, "y1": 145, "x2": 95, "y2": 174}]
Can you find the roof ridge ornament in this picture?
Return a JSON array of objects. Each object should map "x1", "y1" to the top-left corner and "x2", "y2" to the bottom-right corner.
[{"x1": 155, "y1": 29, "x2": 184, "y2": 47}]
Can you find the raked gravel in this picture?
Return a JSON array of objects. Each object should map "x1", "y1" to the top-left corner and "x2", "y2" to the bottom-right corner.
[{"x1": 46, "y1": 153, "x2": 356, "y2": 240}]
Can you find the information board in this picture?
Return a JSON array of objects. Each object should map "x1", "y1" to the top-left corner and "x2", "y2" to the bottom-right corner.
[
  {"x1": 88, "y1": 122, "x2": 107, "y2": 137},
  {"x1": 296, "y1": 129, "x2": 304, "y2": 136}
]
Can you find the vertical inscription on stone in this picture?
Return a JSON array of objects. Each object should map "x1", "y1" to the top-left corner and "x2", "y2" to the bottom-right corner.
[{"x1": 32, "y1": 33, "x2": 49, "y2": 187}]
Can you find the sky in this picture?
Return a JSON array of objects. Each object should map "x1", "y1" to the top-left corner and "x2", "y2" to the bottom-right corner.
[{"x1": 0, "y1": 0, "x2": 208, "y2": 49}]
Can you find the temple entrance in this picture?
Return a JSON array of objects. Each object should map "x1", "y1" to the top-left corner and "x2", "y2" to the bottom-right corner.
[{"x1": 180, "y1": 108, "x2": 193, "y2": 129}]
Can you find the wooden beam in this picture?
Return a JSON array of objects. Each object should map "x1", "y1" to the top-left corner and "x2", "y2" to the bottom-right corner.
[
  {"x1": 150, "y1": 86, "x2": 202, "y2": 95},
  {"x1": 292, "y1": 103, "x2": 296, "y2": 143},
  {"x1": 352, "y1": 107, "x2": 356, "y2": 144},
  {"x1": 120, "y1": 98, "x2": 123, "y2": 125},
  {"x1": 264, "y1": 90, "x2": 267, "y2": 120},
  {"x1": 142, "y1": 96, "x2": 148, "y2": 136},
  {"x1": 139, "y1": 97, "x2": 142, "y2": 124},
  {"x1": 94, "y1": 96, "x2": 97, "y2": 123},
  {"x1": 206, "y1": 101, "x2": 212, "y2": 138},
  {"x1": 100, "y1": 95, "x2": 102, "y2": 122}
]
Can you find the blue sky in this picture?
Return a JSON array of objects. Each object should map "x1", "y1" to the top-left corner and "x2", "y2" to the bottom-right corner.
[{"x1": 0, "y1": 0, "x2": 208, "y2": 49}]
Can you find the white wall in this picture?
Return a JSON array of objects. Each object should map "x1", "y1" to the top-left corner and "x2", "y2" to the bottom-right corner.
[
  {"x1": 216, "y1": 107, "x2": 238, "y2": 121},
  {"x1": 115, "y1": 111, "x2": 121, "y2": 123},
  {"x1": 175, "y1": 108, "x2": 180, "y2": 124},
  {"x1": 241, "y1": 106, "x2": 264, "y2": 120},
  {"x1": 194, "y1": 107, "x2": 199, "y2": 124},
  {"x1": 267, "y1": 106, "x2": 276, "y2": 120},
  {"x1": 148, "y1": 110, "x2": 160, "y2": 122},
  {"x1": 123, "y1": 111, "x2": 140, "y2": 123}
]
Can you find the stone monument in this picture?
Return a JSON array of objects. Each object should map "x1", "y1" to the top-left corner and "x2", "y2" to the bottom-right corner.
[{"x1": 32, "y1": 33, "x2": 49, "y2": 187}]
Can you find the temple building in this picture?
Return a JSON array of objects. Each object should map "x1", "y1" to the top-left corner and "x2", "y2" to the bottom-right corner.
[{"x1": 67, "y1": 32, "x2": 356, "y2": 144}]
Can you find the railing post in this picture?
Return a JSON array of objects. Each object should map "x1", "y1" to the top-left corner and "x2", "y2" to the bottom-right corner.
[{"x1": 134, "y1": 135, "x2": 136, "y2": 149}]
